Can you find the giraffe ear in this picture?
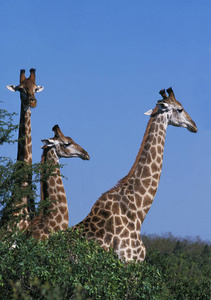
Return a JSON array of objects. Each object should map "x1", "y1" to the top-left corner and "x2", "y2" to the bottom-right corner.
[
  {"x1": 144, "y1": 109, "x2": 153, "y2": 116},
  {"x1": 36, "y1": 86, "x2": 44, "y2": 93},
  {"x1": 156, "y1": 101, "x2": 169, "y2": 111},
  {"x1": 41, "y1": 139, "x2": 56, "y2": 149},
  {"x1": 6, "y1": 85, "x2": 18, "y2": 92}
]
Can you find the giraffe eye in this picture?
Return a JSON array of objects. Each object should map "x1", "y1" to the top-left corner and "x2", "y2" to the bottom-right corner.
[
  {"x1": 177, "y1": 108, "x2": 183, "y2": 113},
  {"x1": 64, "y1": 143, "x2": 71, "y2": 147}
]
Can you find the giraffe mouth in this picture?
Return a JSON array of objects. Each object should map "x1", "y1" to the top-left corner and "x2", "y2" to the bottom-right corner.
[
  {"x1": 80, "y1": 152, "x2": 90, "y2": 160},
  {"x1": 70, "y1": 151, "x2": 90, "y2": 160},
  {"x1": 186, "y1": 121, "x2": 197, "y2": 133}
]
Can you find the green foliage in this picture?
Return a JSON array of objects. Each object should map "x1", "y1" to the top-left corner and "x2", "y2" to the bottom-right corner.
[
  {"x1": 0, "y1": 229, "x2": 169, "y2": 300},
  {"x1": 0, "y1": 107, "x2": 64, "y2": 232},
  {"x1": 0, "y1": 230, "x2": 210, "y2": 299},
  {"x1": 0, "y1": 156, "x2": 61, "y2": 232},
  {"x1": 1, "y1": 230, "x2": 210, "y2": 300},
  {"x1": 0, "y1": 107, "x2": 18, "y2": 145},
  {"x1": 143, "y1": 233, "x2": 211, "y2": 300}
]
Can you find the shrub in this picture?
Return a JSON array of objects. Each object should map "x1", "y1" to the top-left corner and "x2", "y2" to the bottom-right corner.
[{"x1": 0, "y1": 228, "x2": 169, "y2": 300}]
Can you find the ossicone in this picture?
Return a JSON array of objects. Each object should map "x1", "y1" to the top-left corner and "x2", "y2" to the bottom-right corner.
[
  {"x1": 159, "y1": 89, "x2": 167, "y2": 99},
  {"x1": 29, "y1": 68, "x2": 36, "y2": 83},
  {"x1": 20, "y1": 69, "x2": 26, "y2": 83},
  {"x1": 166, "y1": 87, "x2": 175, "y2": 98}
]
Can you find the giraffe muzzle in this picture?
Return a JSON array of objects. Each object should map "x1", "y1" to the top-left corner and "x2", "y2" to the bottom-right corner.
[
  {"x1": 28, "y1": 98, "x2": 37, "y2": 108},
  {"x1": 81, "y1": 152, "x2": 90, "y2": 160},
  {"x1": 187, "y1": 120, "x2": 197, "y2": 133}
]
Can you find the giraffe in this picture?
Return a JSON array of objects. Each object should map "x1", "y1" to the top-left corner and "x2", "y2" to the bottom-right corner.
[
  {"x1": 27, "y1": 125, "x2": 90, "y2": 240},
  {"x1": 6, "y1": 68, "x2": 44, "y2": 229},
  {"x1": 75, "y1": 87, "x2": 197, "y2": 262}
]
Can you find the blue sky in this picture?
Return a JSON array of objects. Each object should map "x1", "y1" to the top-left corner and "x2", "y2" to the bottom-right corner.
[{"x1": 0, "y1": 1, "x2": 210, "y2": 241}]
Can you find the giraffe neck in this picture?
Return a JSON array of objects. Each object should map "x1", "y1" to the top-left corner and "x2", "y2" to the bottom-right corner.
[
  {"x1": 126, "y1": 111, "x2": 168, "y2": 226},
  {"x1": 12, "y1": 101, "x2": 33, "y2": 230},
  {"x1": 41, "y1": 148, "x2": 66, "y2": 204},
  {"x1": 110, "y1": 110, "x2": 168, "y2": 225},
  {"x1": 17, "y1": 101, "x2": 32, "y2": 164},
  {"x1": 32, "y1": 148, "x2": 69, "y2": 239}
]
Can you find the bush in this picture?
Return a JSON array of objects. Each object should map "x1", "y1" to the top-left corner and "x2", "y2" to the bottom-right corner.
[
  {"x1": 144, "y1": 234, "x2": 211, "y2": 300},
  {"x1": 0, "y1": 228, "x2": 169, "y2": 299}
]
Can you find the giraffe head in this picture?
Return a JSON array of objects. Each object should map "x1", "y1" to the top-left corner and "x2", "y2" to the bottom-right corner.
[
  {"x1": 41, "y1": 125, "x2": 90, "y2": 160},
  {"x1": 145, "y1": 87, "x2": 197, "y2": 133},
  {"x1": 6, "y1": 68, "x2": 44, "y2": 108}
]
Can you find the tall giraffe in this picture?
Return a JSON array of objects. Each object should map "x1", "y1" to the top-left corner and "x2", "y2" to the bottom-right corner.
[
  {"x1": 6, "y1": 69, "x2": 44, "y2": 229},
  {"x1": 27, "y1": 125, "x2": 90, "y2": 240},
  {"x1": 75, "y1": 87, "x2": 197, "y2": 262}
]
